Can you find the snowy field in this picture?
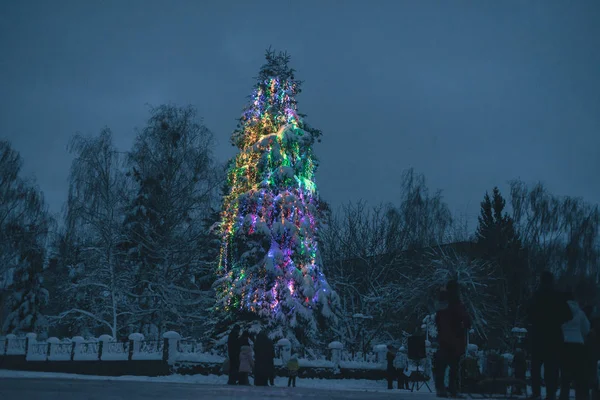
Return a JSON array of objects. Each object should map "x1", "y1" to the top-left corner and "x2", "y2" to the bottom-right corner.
[{"x1": 0, "y1": 369, "x2": 438, "y2": 399}]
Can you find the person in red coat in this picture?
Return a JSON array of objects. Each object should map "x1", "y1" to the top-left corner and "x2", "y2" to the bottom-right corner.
[{"x1": 434, "y1": 280, "x2": 472, "y2": 398}]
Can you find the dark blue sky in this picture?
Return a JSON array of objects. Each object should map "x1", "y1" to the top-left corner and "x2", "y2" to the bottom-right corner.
[{"x1": 1, "y1": 0, "x2": 599, "y2": 229}]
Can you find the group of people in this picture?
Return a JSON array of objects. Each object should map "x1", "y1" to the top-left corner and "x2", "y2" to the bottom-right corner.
[
  {"x1": 382, "y1": 279, "x2": 470, "y2": 395},
  {"x1": 226, "y1": 324, "x2": 300, "y2": 387},
  {"x1": 225, "y1": 272, "x2": 600, "y2": 398},
  {"x1": 227, "y1": 325, "x2": 275, "y2": 386},
  {"x1": 431, "y1": 272, "x2": 600, "y2": 400},
  {"x1": 528, "y1": 271, "x2": 600, "y2": 400}
]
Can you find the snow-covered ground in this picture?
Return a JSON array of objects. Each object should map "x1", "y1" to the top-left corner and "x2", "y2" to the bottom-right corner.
[
  {"x1": 0, "y1": 369, "x2": 438, "y2": 398},
  {"x1": 0, "y1": 369, "x2": 559, "y2": 400},
  {"x1": 0, "y1": 369, "x2": 440, "y2": 400}
]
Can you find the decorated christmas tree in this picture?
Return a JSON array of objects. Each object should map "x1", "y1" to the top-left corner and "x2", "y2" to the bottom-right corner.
[{"x1": 214, "y1": 49, "x2": 338, "y2": 345}]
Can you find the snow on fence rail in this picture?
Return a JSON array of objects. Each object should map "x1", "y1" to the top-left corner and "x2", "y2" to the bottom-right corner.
[
  {"x1": 0, "y1": 332, "x2": 179, "y2": 363},
  {"x1": 133, "y1": 340, "x2": 163, "y2": 361},
  {"x1": 5, "y1": 335, "x2": 27, "y2": 355},
  {"x1": 28, "y1": 343, "x2": 48, "y2": 361},
  {"x1": 0, "y1": 332, "x2": 432, "y2": 373},
  {"x1": 50, "y1": 344, "x2": 72, "y2": 360},
  {"x1": 102, "y1": 341, "x2": 129, "y2": 361}
]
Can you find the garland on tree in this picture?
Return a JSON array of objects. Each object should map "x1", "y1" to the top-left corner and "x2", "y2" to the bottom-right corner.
[{"x1": 213, "y1": 49, "x2": 338, "y2": 344}]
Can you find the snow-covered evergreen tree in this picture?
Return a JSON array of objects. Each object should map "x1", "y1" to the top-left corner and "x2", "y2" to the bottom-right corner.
[
  {"x1": 0, "y1": 141, "x2": 51, "y2": 335},
  {"x1": 214, "y1": 49, "x2": 339, "y2": 346},
  {"x1": 124, "y1": 104, "x2": 220, "y2": 338},
  {"x1": 476, "y1": 187, "x2": 520, "y2": 255},
  {"x1": 3, "y1": 231, "x2": 49, "y2": 335}
]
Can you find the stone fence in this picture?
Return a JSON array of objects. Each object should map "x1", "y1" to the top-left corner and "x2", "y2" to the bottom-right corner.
[
  {"x1": 0, "y1": 332, "x2": 528, "y2": 386},
  {"x1": 0, "y1": 332, "x2": 413, "y2": 379},
  {"x1": 0, "y1": 332, "x2": 182, "y2": 363},
  {"x1": 0, "y1": 334, "x2": 396, "y2": 368}
]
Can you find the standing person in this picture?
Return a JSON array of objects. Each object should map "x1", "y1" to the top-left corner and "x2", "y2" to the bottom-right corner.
[
  {"x1": 587, "y1": 307, "x2": 600, "y2": 400},
  {"x1": 253, "y1": 330, "x2": 275, "y2": 386},
  {"x1": 513, "y1": 344, "x2": 527, "y2": 395},
  {"x1": 559, "y1": 291, "x2": 590, "y2": 400},
  {"x1": 528, "y1": 272, "x2": 573, "y2": 400},
  {"x1": 386, "y1": 345, "x2": 397, "y2": 390},
  {"x1": 395, "y1": 346, "x2": 410, "y2": 389},
  {"x1": 268, "y1": 337, "x2": 276, "y2": 386},
  {"x1": 238, "y1": 331, "x2": 254, "y2": 386},
  {"x1": 286, "y1": 353, "x2": 299, "y2": 387},
  {"x1": 227, "y1": 324, "x2": 241, "y2": 385},
  {"x1": 435, "y1": 279, "x2": 471, "y2": 398},
  {"x1": 252, "y1": 330, "x2": 266, "y2": 386}
]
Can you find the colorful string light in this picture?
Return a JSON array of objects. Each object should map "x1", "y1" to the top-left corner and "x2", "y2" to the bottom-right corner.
[{"x1": 214, "y1": 52, "x2": 335, "y2": 336}]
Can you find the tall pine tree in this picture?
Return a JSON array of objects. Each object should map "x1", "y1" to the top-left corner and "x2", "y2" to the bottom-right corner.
[
  {"x1": 475, "y1": 186, "x2": 527, "y2": 341},
  {"x1": 0, "y1": 141, "x2": 51, "y2": 336},
  {"x1": 213, "y1": 49, "x2": 338, "y2": 345},
  {"x1": 476, "y1": 187, "x2": 520, "y2": 255},
  {"x1": 3, "y1": 222, "x2": 49, "y2": 335}
]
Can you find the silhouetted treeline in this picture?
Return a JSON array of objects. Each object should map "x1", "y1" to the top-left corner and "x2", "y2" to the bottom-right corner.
[{"x1": 1, "y1": 104, "x2": 598, "y2": 352}]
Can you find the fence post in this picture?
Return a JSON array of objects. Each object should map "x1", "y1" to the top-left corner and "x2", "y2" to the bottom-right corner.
[
  {"x1": 5, "y1": 334, "x2": 16, "y2": 355},
  {"x1": 98, "y1": 335, "x2": 112, "y2": 361},
  {"x1": 47, "y1": 337, "x2": 59, "y2": 361},
  {"x1": 162, "y1": 331, "x2": 181, "y2": 364},
  {"x1": 128, "y1": 340, "x2": 134, "y2": 361},
  {"x1": 373, "y1": 344, "x2": 387, "y2": 365},
  {"x1": 277, "y1": 339, "x2": 292, "y2": 365},
  {"x1": 24, "y1": 335, "x2": 29, "y2": 358},
  {"x1": 328, "y1": 341, "x2": 343, "y2": 367},
  {"x1": 162, "y1": 338, "x2": 168, "y2": 361},
  {"x1": 128, "y1": 333, "x2": 144, "y2": 361},
  {"x1": 25, "y1": 333, "x2": 37, "y2": 360},
  {"x1": 71, "y1": 336, "x2": 84, "y2": 361}
]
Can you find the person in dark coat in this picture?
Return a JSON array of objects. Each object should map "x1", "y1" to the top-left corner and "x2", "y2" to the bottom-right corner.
[
  {"x1": 513, "y1": 344, "x2": 527, "y2": 395},
  {"x1": 268, "y1": 341, "x2": 276, "y2": 386},
  {"x1": 386, "y1": 345, "x2": 397, "y2": 390},
  {"x1": 253, "y1": 330, "x2": 275, "y2": 386},
  {"x1": 227, "y1": 324, "x2": 241, "y2": 385},
  {"x1": 528, "y1": 272, "x2": 573, "y2": 400},
  {"x1": 558, "y1": 291, "x2": 590, "y2": 400},
  {"x1": 587, "y1": 307, "x2": 600, "y2": 400},
  {"x1": 434, "y1": 280, "x2": 471, "y2": 398}
]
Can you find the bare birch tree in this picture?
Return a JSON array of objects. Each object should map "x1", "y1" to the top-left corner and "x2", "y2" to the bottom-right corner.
[
  {"x1": 509, "y1": 179, "x2": 600, "y2": 300},
  {"x1": 53, "y1": 129, "x2": 133, "y2": 338},
  {"x1": 320, "y1": 169, "x2": 458, "y2": 347}
]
